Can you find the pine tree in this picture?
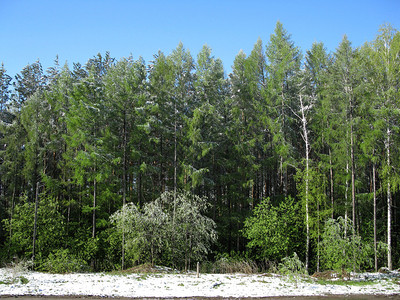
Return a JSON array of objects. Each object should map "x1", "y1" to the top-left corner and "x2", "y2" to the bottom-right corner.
[
  {"x1": 265, "y1": 21, "x2": 301, "y2": 196},
  {"x1": 169, "y1": 43, "x2": 196, "y2": 195},
  {"x1": 304, "y1": 42, "x2": 331, "y2": 271},
  {"x1": 148, "y1": 51, "x2": 175, "y2": 194},
  {"x1": 0, "y1": 63, "x2": 12, "y2": 112},
  {"x1": 327, "y1": 36, "x2": 359, "y2": 227},
  {"x1": 370, "y1": 24, "x2": 400, "y2": 270},
  {"x1": 103, "y1": 56, "x2": 147, "y2": 268},
  {"x1": 13, "y1": 60, "x2": 46, "y2": 109},
  {"x1": 188, "y1": 44, "x2": 226, "y2": 194}
]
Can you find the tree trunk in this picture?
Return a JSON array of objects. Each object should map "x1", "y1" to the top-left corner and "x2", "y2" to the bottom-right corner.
[
  {"x1": 385, "y1": 127, "x2": 392, "y2": 270},
  {"x1": 92, "y1": 176, "x2": 96, "y2": 239},
  {"x1": 32, "y1": 181, "x2": 39, "y2": 263},
  {"x1": 173, "y1": 101, "x2": 177, "y2": 223},
  {"x1": 345, "y1": 161, "x2": 349, "y2": 233},
  {"x1": 350, "y1": 121, "x2": 356, "y2": 231},
  {"x1": 9, "y1": 178, "x2": 16, "y2": 240},
  {"x1": 373, "y1": 161, "x2": 377, "y2": 272},
  {"x1": 300, "y1": 93, "x2": 310, "y2": 272},
  {"x1": 122, "y1": 112, "x2": 127, "y2": 270},
  {"x1": 329, "y1": 149, "x2": 334, "y2": 219}
]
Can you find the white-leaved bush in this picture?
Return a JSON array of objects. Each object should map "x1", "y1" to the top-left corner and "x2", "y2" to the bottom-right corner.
[{"x1": 110, "y1": 190, "x2": 217, "y2": 270}]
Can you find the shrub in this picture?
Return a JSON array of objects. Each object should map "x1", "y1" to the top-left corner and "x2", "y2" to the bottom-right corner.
[
  {"x1": 40, "y1": 249, "x2": 88, "y2": 273},
  {"x1": 278, "y1": 252, "x2": 307, "y2": 276},
  {"x1": 242, "y1": 197, "x2": 302, "y2": 262},
  {"x1": 319, "y1": 217, "x2": 372, "y2": 275},
  {"x1": 110, "y1": 191, "x2": 217, "y2": 270},
  {"x1": 214, "y1": 258, "x2": 257, "y2": 274}
]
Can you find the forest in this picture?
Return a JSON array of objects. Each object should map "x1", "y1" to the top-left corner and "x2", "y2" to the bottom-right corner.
[{"x1": 0, "y1": 22, "x2": 399, "y2": 274}]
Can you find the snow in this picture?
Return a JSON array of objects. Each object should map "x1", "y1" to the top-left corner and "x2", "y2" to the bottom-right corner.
[{"x1": 0, "y1": 268, "x2": 399, "y2": 298}]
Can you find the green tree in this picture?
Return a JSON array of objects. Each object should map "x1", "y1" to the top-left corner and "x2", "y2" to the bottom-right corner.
[
  {"x1": 306, "y1": 42, "x2": 333, "y2": 218},
  {"x1": 265, "y1": 21, "x2": 301, "y2": 196},
  {"x1": 301, "y1": 42, "x2": 331, "y2": 271},
  {"x1": 2, "y1": 194, "x2": 65, "y2": 263},
  {"x1": 356, "y1": 42, "x2": 384, "y2": 272},
  {"x1": 147, "y1": 51, "x2": 175, "y2": 194},
  {"x1": 103, "y1": 56, "x2": 147, "y2": 268},
  {"x1": 188, "y1": 44, "x2": 226, "y2": 195},
  {"x1": 242, "y1": 196, "x2": 302, "y2": 262},
  {"x1": 323, "y1": 36, "x2": 361, "y2": 230},
  {"x1": 20, "y1": 90, "x2": 53, "y2": 200},
  {"x1": 13, "y1": 60, "x2": 46, "y2": 109},
  {"x1": 320, "y1": 217, "x2": 371, "y2": 274},
  {"x1": 169, "y1": 43, "x2": 196, "y2": 195},
  {"x1": 370, "y1": 24, "x2": 400, "y2": 270},
  {"x1": 0, "y1": 108, "x2": 25, "y2": 257},
  {"x1": 63, "y1": 54, "x2": 115, "y2": 270},
  {"x1": 0, "y1": 63, "x2": 13, "y2": 246},
  {"x1": 0, "y1": 63, "x2": 12, "y2": 111}
]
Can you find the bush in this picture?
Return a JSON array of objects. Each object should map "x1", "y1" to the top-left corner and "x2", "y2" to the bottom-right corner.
[
  {"x1": 2, "y1": 195, "x2": 65, "y2": 263},
  {"x1": 40, "y1": 249, "x2": 88, "y2": 273},
  {"x1": 110, "y1": 190, "x2": 217, "y2": 270},
  {"x1": 278, "y1": 252, "x2": 307, "y2": 276},
  {"x1": 200, "y1": 252, "x2": 258, "y2": 274},
  {"x1": 319, "y1": 217, "x2": 372, "y2": 275},
  {"x1": 242, "y1": 197, "x2": 302, "y2": 262}
]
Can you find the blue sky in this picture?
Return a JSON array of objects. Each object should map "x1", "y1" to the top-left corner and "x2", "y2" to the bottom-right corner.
[{"x1": 1, "y1": 0, "x2": 399, "y2": 78}]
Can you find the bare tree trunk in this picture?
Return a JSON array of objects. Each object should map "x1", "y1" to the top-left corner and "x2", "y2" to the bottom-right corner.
[
  {"x1": 350, "y1": 121, "x2": 356, "y2": 231},
  {"x1": 32, "y1": 181, "x2": 39, "y2": 263},
  {"x1": 298, "y1": 93, "x2": 310, "y2": 272},
  {"x1": 172, "y1": 100, "x2": 177, "y2": 268},
  {"x1": 385, "y1": 128, "x2": 392, "y2": 270},
  {"x1": 329, "y1": 148, "x2": 334, "y2": 219},
  {"x1": 345, "y1": 161, "x2": 349, "y2": 233},
  {"x1": 92, "y1": 176, "x2": 96, "y2": 239},
  {"x1": 9, "y1": 179, "x2": 16, "y2": 240},
  {"x1": 373, "y1": 161, "x2": 377, "y2": 272},
  {"x1": 317, "y1": 200, "x2": 320, "y2": 273},
  {"x1": 173, "y1": 102, "x2": 177, "y2": 221},
  {"x1": 122, "y1": 113, "x2": 127, "y2": 270}
]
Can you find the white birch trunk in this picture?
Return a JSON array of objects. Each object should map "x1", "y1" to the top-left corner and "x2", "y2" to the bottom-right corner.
[
  {"x1": 373, "y1": 161, "x2": 377, "y2": 272},
  {"x1": 299, "y1": 93, "x2": 310, "y2": 272},
  {"x1": 385, "y1": 127, "x2": 392, "y2": 270}
]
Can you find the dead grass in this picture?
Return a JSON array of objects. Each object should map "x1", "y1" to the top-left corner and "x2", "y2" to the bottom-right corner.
[
  {"x1": 311, "y1": 270, "x2": 337, "y2": 280},
  {"x1": 209, "y1": 259, "x2": 258, "y2": 274}
]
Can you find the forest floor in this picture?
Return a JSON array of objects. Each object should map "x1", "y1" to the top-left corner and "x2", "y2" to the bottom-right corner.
[{"x1": 0, "y1": 266, "x2": 399, "y2": 298}]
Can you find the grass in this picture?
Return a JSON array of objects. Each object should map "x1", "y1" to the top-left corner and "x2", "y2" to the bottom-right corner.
[
  {"x1": 135, "y1": 274, "x2": 149, "y2": 281},
  {"x1": 0, "y1": 276, "x2": 29, "y2": 285},
  {"x1": 316, "y1": 278, "x2": 378, "y2": 286}
]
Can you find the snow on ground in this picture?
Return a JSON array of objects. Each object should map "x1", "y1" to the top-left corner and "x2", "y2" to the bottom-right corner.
[{"x1": 0, "y1": 268, "x2": 399, "y2": 298}]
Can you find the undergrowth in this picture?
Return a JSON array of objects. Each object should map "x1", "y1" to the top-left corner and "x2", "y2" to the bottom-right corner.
[{"x1": 316, "y1": 279, "x2": 377, "y2": 286}]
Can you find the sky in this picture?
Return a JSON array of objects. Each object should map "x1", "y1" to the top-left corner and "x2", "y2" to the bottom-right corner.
[{"x1": 0, "y1": 0, "x2": 399, "y2": 78}]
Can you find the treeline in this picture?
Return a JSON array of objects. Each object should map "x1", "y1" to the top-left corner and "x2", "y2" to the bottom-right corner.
[{"x1": 0, "y1": 22, "x2": 399, "y2": 272}]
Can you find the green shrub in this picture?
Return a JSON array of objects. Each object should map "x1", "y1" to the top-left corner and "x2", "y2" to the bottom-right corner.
[
  {"x1": 242, "y1": 197, "x2": 302, "y2": 262},
  {"x1": 18, "y1": 276, "x2": 29, "y2": 284},
  {"x1": 40, "y1": 249, "x2": 88, "y2": 273},
  {"x1": 319, "y1": 217, "x2": 372, "y2": 275},
  {"x1": 278, "y1": 252, "x2": 307, "y2": 276}
]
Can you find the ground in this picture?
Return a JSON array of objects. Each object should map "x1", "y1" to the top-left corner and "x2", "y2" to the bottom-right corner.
[{"x1": 0, "y1": 267, "x2": 399, "y2": 298}]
